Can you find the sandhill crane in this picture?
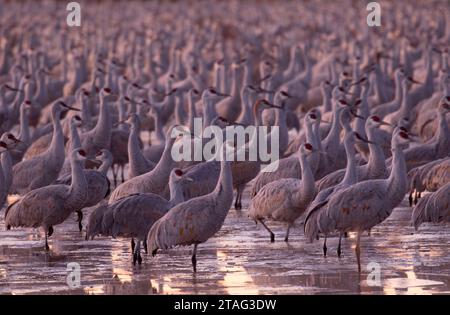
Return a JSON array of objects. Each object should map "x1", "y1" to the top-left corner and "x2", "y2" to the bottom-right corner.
[
  {"x1": 142, "y1": 104, "x2": 167, "y2": 164},
  {"x1": 109, "y1": 125, "x2": 188, "y2": 203},
  {"x1": 422, "y1": 157, "x2": 450, "y2": 192},
  {"x1": 317, "y1": 115, "x2": 390, "y2": 191},
  {"x1": 371, "y1": 68, "x2": 406, "y2": 118},
  {"x1": 408, "y1": 157, "x2": 450, "y2": 205},
  {"x1": 66, "y1": 87, "x2": 115, "y2": 159},
  {"x1": 10, "y1": 101, "x2": 31, "y2": 164},
  {"x1": 90, "y1": 168, "x2": 192, "y2": 264},
  {"x1": 178, "y1": 99, "x2": 280, "y2": 209},
  {"x1": 55, "y1": 149, "x2": 112, "y2": 231},
  {"x1": 249, "y1": 143, "x2": 317, "y2": 242},
  {"x1": 412, "y1": 183, "x2": 450, "y2": 229},
  {"x1": 386, "y1": 99, "x2": 449, "y2": 171},
  {"x1": 251, "y1": 109, "x2": 321, "y2": 197},
  {"x1": 127, "y1": 113, "x2": 156, "y2": 178},
  {"x1": 24, "y1": 108, "x2": 75, "y2": 159},
  {"x1": 10, "y1": 101, "x2": 79, "y2": 194},
  {"x1": 215, "y1": 61, "x2": 245, "y2": 122},
  {"x1": 5, "y1": 149, "x2": 90, "y2": 250},
  {"x1": 304, "y1": 131, "x2": 371, "y2": 256},
  {"x1": 0, "y1": 141, "x2": 11, "y2": 209},
  {"x1": 305, "y1": 128, "x2": 410, "y2": 272},
  {"x1": 0, "y1": 132, "x2": 21, "y2": 191},
  {"x1": 147, "y1": 143, "x2": 233, "y2": 273}
]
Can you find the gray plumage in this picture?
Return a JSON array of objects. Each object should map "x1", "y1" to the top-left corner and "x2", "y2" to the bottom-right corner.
[
  {"x1": 412, "y1": 183, "x2": 450, "y2": 229},
  {"x1": 310, "y1": 129, "x2": 410, "y2": 272},
  {"x1": 249, "y1": 143, "x2": 317, "y2": 242},
  {"x1": 147, "y1": 144, "x2": 234, "y2": 272},
  {"x1": 10, "y1": 102, "x2": 78, "y2": 194},
  {"x1": 5, "y1": 149, "x2": 89, "y2": 250},
  {"x1": 108, "y1": 125, "x2": 183, "y2": 203}
]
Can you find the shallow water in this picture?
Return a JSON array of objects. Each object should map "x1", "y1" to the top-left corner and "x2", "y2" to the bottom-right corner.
[{"x1": 1, "y1": 189, "x2": 449, "y2": 295}]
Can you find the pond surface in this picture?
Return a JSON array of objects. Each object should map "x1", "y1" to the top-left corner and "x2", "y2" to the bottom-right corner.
[{"x1": 1, "y1": 189, "x2": 449, "y2": 295}]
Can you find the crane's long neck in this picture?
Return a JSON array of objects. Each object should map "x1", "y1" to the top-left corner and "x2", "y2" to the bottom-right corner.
[
  {"x1": 168, "y1": 179, "x2": 185, "y2": 206},
  {"x1": 149, "y1": 137, "x2": 175, "y2": 178},
  {"x1": 153, "y1": 112, "x2": 165, "y2": 144},
  {"x1": 386, "y1": 146, "x2": 407, "y2": 208},
  {"x1": 48, "y1": 111, "x2": 65, "y2": 160},
  {"x1": 398, "y1": 84, "x2": 409, "y2": 116},
  {"x1": 212, "y1": 155, "x2": 233, "y2": 216},
  {"x1": 366, "y1": 127, "x2": 386, "y2": 175},
  {"x1": 238, "y1": 91, "x2": 252, "y2": 125},
  {"x1": 342, "y1": 141, "x2": 357, "y2": 186},
  {"x1": 93, "y1": 97, "x2": 112, "y2": 145},
  {"x1": 299, "y1": 152, "x2": 316, "y2": 200},
  {"x1": 65, "y1": 159, "x2": 88, "y2": 211},
  {"x1": 323, "y1": 107, "x2": 342, "y2": 148},
  {"x1": 393, "y1": 74, "x2": 403, "y2": 104},
  {"x1": 18, "y1": 107, "x2": 30, "y2": 144},
  {"x1": 202, "y1": 97, "x2": 217, "y2": 129},
  {"x1": 231, "y1": 67, "x2": 240, "y2": 96},
  {"x1": 98, "y1": 156, "x2": 112, "y2": 175},
  {"x1": 69, "y1": 123, "x2": 81, "y2": 152},
  {"x1": 128, "y1": 122, "x2": 149, "y2": 177},
  {"x1": 322, "y1": 89, "x2": 332, "y2": 112}
]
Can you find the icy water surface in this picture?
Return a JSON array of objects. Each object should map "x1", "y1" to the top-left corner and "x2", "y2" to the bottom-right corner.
[{"x1": 0, "y1": 189, "x2": 449, "y2": 295}]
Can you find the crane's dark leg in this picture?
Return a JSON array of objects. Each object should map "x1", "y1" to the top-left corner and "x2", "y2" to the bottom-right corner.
[
  {"x1": 45, "y1": 233, "x2": 50, "y2": 251},
  {"x1": 136, "y1": 240, "x2": 142, "y2": 265},
  {"x1": 191, "y1": 244, "x2": 198, "y2": 273},
  {"x1": 409, "y1": 191, "x2": 413, "y2": 207},
  {"x1": 355, "y1": 232, "x2": 362, "y2": 273},
  {"x1": 259, "y1": 219, "x2": 275, "y2": 242},
  {"x1": 284, "y1": 224, "x2": 292, "y2": 242},
  {"x1": 120, "y1": 165, "x2": 125, "y2": 183},
  {"x1": 76, "y1": 210, "x2": 83, "y2": 231},
  {"x1": 135, "y1": 241, "x2": 142, "y2": 265},
  {"x1": 234, "y1": 187, "x2": 243, "y2": 210},
  {"x1": 143, "y1": 239, "x2": 148, "y2": 254},
  {"x1": 323, "y1": 236, "x2": 327, "y2": 257},
  {"x1": 131, "y1": 238, "x2": 135, "y2": 254},
  {"x1": 337, "y1": 233, "x2": 343, "y2": 258}
]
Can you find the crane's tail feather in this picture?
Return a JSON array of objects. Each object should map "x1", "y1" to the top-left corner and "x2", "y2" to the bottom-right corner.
[
  {"x1": 411, "y1": 194, "x2": 432, "y2": 230},
  {"x1": 304, "y1": 200, "x2": 328, "y2": 242}
]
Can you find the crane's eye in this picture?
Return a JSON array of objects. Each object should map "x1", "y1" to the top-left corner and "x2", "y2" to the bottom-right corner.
[
  {"x1": 371, "y1": 116, "x2": 380, "y2": 122},
  {"x1": 399, "y1": 131, "x2": 409, "y2": 139},
  {"x1": 304, "y1": 143, "x2": 313, "y2": 150},
  {"x1": 174, "y1": 169, "x2": 183, "y2": 176},
  {"x1": 79, "y1": 149, "x2": 86, "y2": 157}
]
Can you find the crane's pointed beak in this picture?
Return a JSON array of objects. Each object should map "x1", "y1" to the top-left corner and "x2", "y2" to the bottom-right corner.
[
  {"x1": 60, "y1": 102, "x2": 81, "y2": 111},
  {"x1": 355, "y1": 134, "x2": 375, "y2": 144},
  {"x1": 88, "y1": 159, "x2": 102, "y2": 166},
  {"x1": 350, "y1": 110, "x2": 365, "y2": 120}
]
